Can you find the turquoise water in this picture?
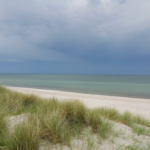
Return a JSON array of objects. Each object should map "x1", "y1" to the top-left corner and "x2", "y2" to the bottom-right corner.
[{"x1": 0, "y1": 74, "x2": 150, "y2": 99}]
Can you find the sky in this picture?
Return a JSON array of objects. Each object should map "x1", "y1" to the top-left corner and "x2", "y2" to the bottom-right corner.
[{"x1": 0, "y1": 0, "x2": 150, "y2": 74}]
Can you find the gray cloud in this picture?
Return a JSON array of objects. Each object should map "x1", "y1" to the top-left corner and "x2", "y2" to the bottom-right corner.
[
  {"x1": 0, "y1": 0, "x2": 150, "y2": 73},
  {"x1": 118, "y1": 0, "x2": 127, "y2": 5}
]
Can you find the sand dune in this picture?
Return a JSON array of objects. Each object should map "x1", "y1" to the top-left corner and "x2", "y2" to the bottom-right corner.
[{"x1": 6, "y1": 86, "x2": 150, "y2": 119}]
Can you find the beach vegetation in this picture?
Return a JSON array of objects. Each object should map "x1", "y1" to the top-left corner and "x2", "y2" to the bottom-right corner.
[
  {"x1": 97, "y1": 120, "x2": 113, "y2": 139},
  {"x1": 132, "y1": 124, "x2": 150, "y2": 136},
  {"x1": 5, "y1": 115, "x2": 40, "y2": 150},
  {"x1": 21, "y1": 94, "x2": 39, "y2": 107},
  {"x1": 118, "y1": 111, "x2": 132, "y2": 126},
  {"x1": 39, "y1": 110, "x2": 71, "y2": 144},
  {"x1": 0, "y1": 108, "x2": 6, "y2": 135},
  {"x1": 0, "y1": 85, "x2": 150, "y2": 149},
  {"x1": 132, "y1": 114, "x2": 150, "y2": 128}
]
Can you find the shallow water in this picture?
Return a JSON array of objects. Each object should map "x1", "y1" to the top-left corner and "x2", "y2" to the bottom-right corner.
[{"x1": 0, "y1": 74, "x2": 150, "y2": 99}]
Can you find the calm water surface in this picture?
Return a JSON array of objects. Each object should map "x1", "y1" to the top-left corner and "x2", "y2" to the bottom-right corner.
[{"x1": 0, "y1": 74, "x2": 150, "y2": 99}]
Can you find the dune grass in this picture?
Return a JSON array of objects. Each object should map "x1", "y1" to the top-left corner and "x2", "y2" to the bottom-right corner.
[
  {"x1": 132, "y1": 124, "x2": 150, "y2": 136},
  {"x1": 5, "y1": 115, "x2": 40, "y2": 150},
  {"x1": 92, "y1": 107, "x2": 150, "y2": 128},
  {"x1": 97, "y1": 120, "x2": 113, "y2": 139},
  {"x1": 0, "y1": 108, "x2": 6, "y2": 135},
  {"x1": 0, "y1": 85, "x2": 150, "y2": 149},
  {"x1": 0, "y1": 107, "x2": 7, "y2": 149},
  {"x1": 39, "y1": 110, "x2": 71, "y2": 144}
]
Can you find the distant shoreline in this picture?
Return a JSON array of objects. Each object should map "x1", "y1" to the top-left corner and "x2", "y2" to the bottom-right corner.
[
  {"x1": 1, "y1": 74, "x2": 150, "y2": 99},
  {"x1": 6, "y1": 86, "x2": 150, "y2": 119},
  {"x1": 5, "y1": 85, "x2": 150, "y2": 100},
  {"x1": 3, "y1": 84, "x2": 150, "y2": 100}
]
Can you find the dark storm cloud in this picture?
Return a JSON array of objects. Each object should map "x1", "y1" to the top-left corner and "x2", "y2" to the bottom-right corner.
[{"x1": 0, "y1": 0, "x2": 150, "y2": 73}]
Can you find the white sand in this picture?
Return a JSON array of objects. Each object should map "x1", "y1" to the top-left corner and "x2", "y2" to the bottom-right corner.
[{"x1": 6, "y1": 86, "x2": 150, "y2": 119}]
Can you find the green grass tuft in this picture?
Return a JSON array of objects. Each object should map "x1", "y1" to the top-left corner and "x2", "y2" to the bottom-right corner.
[
  {"x1": 94, "y1": 107, "x2": 120, "y2": 120},
  {"x1": 87, "y1": 110, "x2": 102, "y2": 132},
  {"x1": 133, "y1": 115, "x2": 150, "y2": 128},
  {"x1": 132, "y1": 124, "x2": 150, "y2": 136},
  {"x1": 21, "y1": 94, "x2": 39, "y2": 107},
  {"x1": 118, "y1": 111, "x2": 132, "y2": 126},
  {"x1": 61, "y1": 100, "x2": 87, "y2": 125},
  {"x1": 6, "y1": 115, "x2": 39, "y2": 150},
  {"x1": 0, "y1": 108, "x2": 7, "y2": 135},
  {"x1": 97, "y1": 120, "x2": 113, "y2": 139},
  {"x1": 39, "y1": 110, "x2": 71, "y2": 145}
]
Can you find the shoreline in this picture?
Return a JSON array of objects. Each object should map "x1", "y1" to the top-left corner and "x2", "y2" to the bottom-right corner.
[{"x1": 6, "y1": 86, "x2": 150, "y2": 119}]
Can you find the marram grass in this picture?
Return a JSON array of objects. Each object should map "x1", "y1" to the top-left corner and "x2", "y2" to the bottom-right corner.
[
  {"x1": 6, "y1": 115, "x2": 40, "y2": 150},
  {"x1": 0, "y1": 108, "x2": 7, "y2": 135},
  {"x1": 0, "y1": 85, "x2": 150, "y2": 149},
  {"x1": 39, "y1": 110, "x2": 71, "y2": 144}
]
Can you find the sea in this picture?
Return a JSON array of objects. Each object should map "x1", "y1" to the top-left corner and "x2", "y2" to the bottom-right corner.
[{"x1": 0, "y1": 74, "x2": 150, "y2": 99}]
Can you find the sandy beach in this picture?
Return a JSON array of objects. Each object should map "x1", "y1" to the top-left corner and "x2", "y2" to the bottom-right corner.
[
  {"x1": 3, "y1": 86, "x2": 150, "y2": 149},
  {"x1": 6, "y1": 86, "x2": 150, "y2": 119}
]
